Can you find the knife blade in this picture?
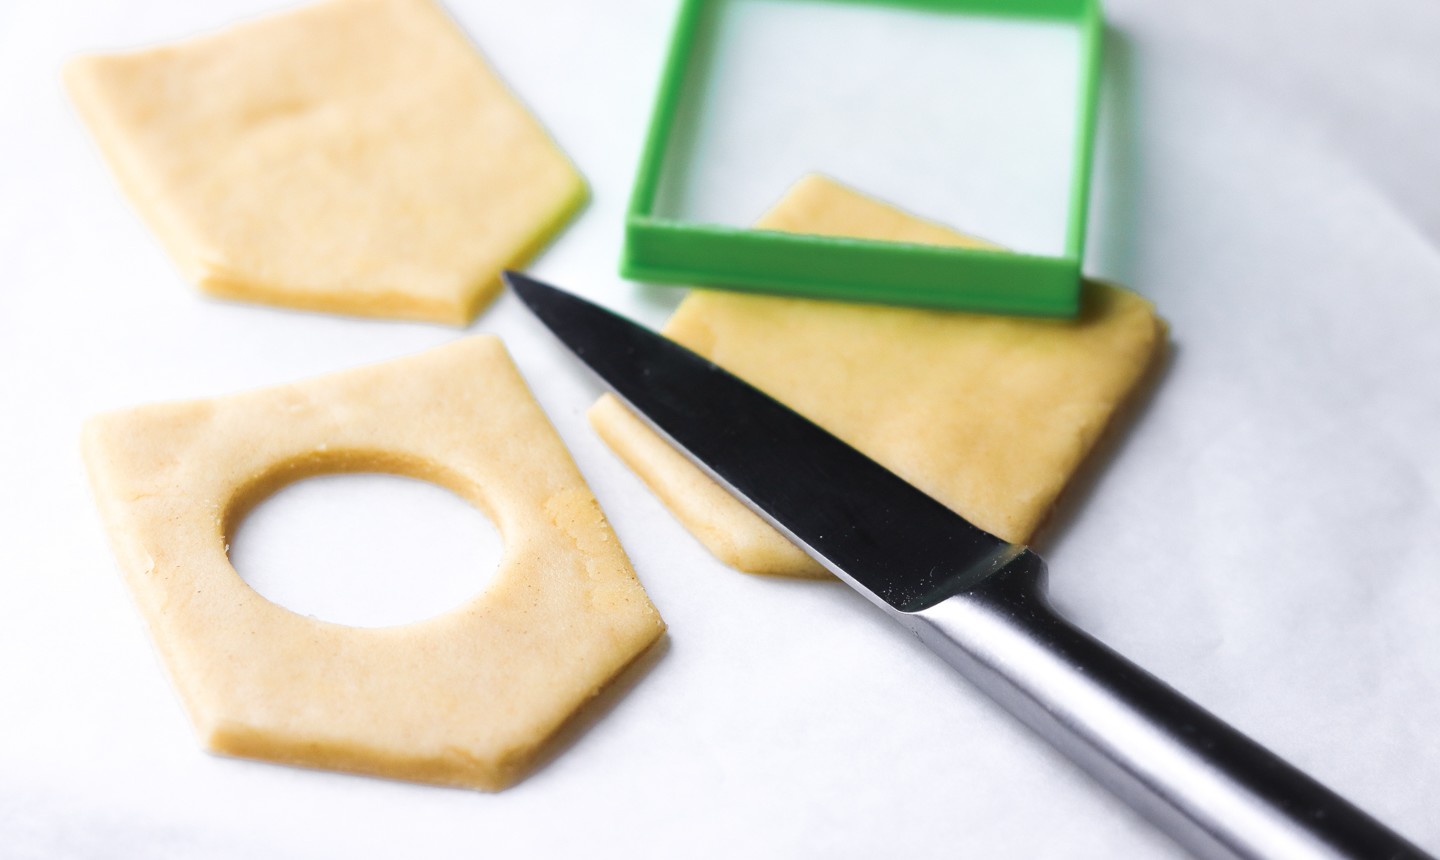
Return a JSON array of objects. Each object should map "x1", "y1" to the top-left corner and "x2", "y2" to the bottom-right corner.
[{"x1": 504, "y1": 270, "x2": 1432, "y2": 860}]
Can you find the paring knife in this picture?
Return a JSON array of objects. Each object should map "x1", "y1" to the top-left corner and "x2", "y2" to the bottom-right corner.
[{"x1": 504, "y1": 271, "x2": 1432, "y2": 860}]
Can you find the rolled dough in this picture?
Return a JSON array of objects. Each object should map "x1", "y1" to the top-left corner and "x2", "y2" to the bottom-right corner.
[
  {"x1": 64, "y1": 0, "x2": 585, "y2": 324},
  {"x1": 82, "y1": 336, "x2": 665, "y2": 790},
  {"x1": 590, "y1": 175, "x2": 1164, "y2": 578}
]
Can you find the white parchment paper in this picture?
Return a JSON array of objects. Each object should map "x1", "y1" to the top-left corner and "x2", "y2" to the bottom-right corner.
[{"x1": 1, "y1": 0, "x2": 1438, "y2": 857}]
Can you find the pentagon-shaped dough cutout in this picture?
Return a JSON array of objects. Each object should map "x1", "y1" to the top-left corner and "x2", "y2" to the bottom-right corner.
[
  {"x1": 590, "y1": 175, "x2": 1165, "y2": 578},
  {"x1": 83, "y1": 337, "x2": 664, "y2": 790},
  {"x1": 64, "y1": 0, "x2": 585, "y2": 324}
]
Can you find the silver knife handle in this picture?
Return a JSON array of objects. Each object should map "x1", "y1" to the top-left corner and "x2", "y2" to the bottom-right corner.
[{"x1": 900, "y1": 550, "x2": 1432, "y2": 860}]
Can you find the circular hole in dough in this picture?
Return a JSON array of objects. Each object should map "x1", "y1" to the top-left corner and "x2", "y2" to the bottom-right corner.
[{"x1": 228, "y1": 471, "x2": 501, "y2": 628}]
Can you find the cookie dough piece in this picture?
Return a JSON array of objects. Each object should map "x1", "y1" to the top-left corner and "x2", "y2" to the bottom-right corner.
[
  {"x1": 64, "y1": 0, "x2": 585, "y2": 324},
  {"x1": 590, "y1": 175, "x2": 1163, "y2": 578},
  {"x1": 83, "y1": 337, "x2": 664, "y2": 790}
]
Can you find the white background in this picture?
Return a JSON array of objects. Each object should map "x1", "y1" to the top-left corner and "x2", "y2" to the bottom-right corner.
[{"x1": 3, "y1": 0, "x2": 1440, "y2": 858}]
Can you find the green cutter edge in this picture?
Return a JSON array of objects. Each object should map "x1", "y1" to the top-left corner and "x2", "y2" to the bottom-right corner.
[{"x1": 621, "y1": 0, "x2": 1104, "y2": 317}]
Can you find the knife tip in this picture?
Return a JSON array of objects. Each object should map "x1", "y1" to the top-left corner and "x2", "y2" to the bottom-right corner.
[
  {"x1": 501, "y1": 269, "x2": 542, "y2": 302},
  {"x1": 504, "y1": 266, "x2": 532, "y2": 293}
]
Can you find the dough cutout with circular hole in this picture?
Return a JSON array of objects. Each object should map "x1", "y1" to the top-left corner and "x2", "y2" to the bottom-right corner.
[
  {"x1": 64, "y1": 0, "x2": 585, "y2": 324},
  {"x1": 82, "y1": 336, "x2": 665, "y2": 790}
]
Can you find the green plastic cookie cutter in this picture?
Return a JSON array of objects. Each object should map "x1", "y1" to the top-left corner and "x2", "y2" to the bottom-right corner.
[{"x1": 622, "y1": 0, "x2": 1104, "y2": 317}]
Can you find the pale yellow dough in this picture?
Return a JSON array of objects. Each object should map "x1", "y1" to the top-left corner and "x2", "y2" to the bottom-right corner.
[
  {"x1": 590, "y1": 175, "x2": 1164, "y2": 578},
  {"x1": 64, "y1": 0, "x2": 585, "y2": 324},
  {"x1": 82, "y1": 337, "x2": 664, "y2": 790}
]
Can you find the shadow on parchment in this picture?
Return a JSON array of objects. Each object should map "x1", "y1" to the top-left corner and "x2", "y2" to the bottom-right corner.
[
  {"x1": 1089, "y1": 25, "x2": 1144, "y2": 288},
  {"x1": 517, "y1": 632, "x2": 671, "y2": 785},
  {"x1": 1033, "y1": 330, "x2": 1176, "y2": 567}
]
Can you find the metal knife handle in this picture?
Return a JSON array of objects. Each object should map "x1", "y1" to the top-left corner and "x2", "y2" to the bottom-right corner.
[{"x1": 901, "y1": 550, "x2": 1432, "y2": 860}]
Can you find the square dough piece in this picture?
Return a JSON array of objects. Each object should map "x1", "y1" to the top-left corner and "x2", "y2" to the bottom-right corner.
[
  {"x1": 65, "y1": 0, "x2": 585, "y2": 324},
  {"x1": 83, "y1": 337, "x2": 664, "y2": 790},
  {"x1": 590, "y1": 175, "x2": 1164, "y2": 578}
]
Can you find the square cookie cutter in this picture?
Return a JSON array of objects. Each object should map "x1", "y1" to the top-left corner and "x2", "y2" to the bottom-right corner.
[{"x1": 622, "y1": 0, "x2": 1104, "y2": 316}]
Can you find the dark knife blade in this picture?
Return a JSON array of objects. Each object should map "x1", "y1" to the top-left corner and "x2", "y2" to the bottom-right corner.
[{"x1": 504, "y1": 269, "x2": 1017, "y2": 612}]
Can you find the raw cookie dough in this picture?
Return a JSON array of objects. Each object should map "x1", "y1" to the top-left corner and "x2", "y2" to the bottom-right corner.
[
  {"x1": 590, "y1": 175, "x2": 1164, "y2": 578},
  {"x1": 83, "y1": 336, "x2": 664, "y2": 790},
  {"x1": 64, "y1": 0, "x2": 585, "y2": 324}
]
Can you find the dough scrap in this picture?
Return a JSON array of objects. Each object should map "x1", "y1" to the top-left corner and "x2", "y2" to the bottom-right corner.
[
  {"x1": 64, "y1": 0, "x2": 585, "y2": 324},
  {"x1": 590, "y1": 175, "x2": 1164, "y2": 578},
  {"x1": 82, "y1": 336, "x2": 664, "y2": 790}
]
